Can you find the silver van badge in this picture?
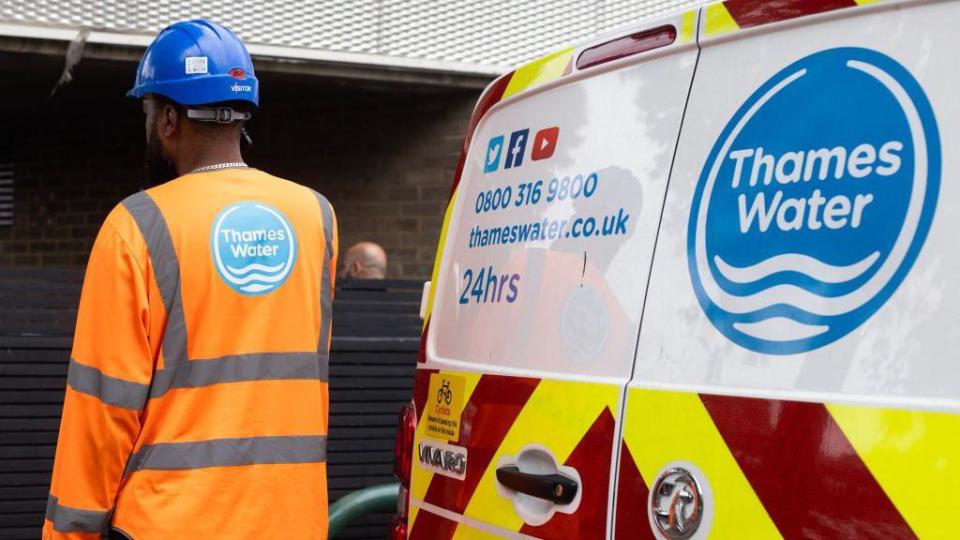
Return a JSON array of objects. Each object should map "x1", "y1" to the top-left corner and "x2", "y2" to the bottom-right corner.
[{"x1": 650, "y1": 467, "x2": 703, "y2": 539}]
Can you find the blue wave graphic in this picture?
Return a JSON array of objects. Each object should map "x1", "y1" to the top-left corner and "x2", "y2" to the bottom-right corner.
[{"x1": 714, "y1": 251, "x2": 879, "y2": 285}]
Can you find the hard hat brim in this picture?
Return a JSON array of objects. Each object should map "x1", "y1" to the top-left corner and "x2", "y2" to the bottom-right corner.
[{"x1": 127, "y1": 74, "x2": 259, "y2": 108}]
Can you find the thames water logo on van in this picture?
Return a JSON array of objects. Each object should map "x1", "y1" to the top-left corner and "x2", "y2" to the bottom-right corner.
[
  {"x1": 688, "y1": 48, "x2": 940, "y2": 354},
  {"x1": 212, "y1": 202, "x2": 298, "y2": 295}
]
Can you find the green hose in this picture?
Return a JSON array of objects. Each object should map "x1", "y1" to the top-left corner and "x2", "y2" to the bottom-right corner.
[{"x1": 328, "y1": 482, "x2": 401, "y2": 538}]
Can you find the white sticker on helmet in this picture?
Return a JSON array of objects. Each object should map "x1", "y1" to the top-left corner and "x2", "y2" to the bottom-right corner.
[{"x1": 185, "y1": 56, "x2": 208, "y2": 74}]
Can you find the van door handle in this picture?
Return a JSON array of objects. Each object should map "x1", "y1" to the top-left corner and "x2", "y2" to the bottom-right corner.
[{"x1": 495, "y1": 465, "x2": 578, "y2": 505}]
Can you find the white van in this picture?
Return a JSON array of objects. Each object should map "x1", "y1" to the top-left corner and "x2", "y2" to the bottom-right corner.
[{"x1": 392, "y1": 1, "x2": 959, "y2": 538}]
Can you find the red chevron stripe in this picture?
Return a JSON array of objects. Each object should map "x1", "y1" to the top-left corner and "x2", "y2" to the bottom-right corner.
[
  {"x1": 701, "y1": 394, "x2": 916, "y2": 539},
  {"x1": 519, "y1": 407, "x2": 617, "y2": 539},
  {"x1": 613, "y1": 440, "x2": 655, "y2": 540},
  {"x1": 723, "y1": 0, "x2": 858, "y2": 29},
  {"x1": 408, "y1": 506, "x2": 459, "y2": 540},
  {"x1": 412, "y1": 374, "x2": 540, "y2": 533}
]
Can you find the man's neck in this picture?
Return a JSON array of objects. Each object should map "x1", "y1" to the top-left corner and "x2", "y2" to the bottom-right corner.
[{"x1": 176, "y1": 143, "x2": 244, "y2": 175}]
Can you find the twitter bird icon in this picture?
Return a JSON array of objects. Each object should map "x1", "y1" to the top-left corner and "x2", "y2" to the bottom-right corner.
[{"x1": 484, "y1": 135, "x2": 504, "y2": 174}]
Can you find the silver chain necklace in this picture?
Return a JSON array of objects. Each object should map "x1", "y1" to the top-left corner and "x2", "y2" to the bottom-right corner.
[{"x1": 191, "y1": 161, "x2": 248, "y2": 173}]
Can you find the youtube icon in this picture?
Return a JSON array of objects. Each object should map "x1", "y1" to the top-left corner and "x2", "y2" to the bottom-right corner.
[{"x1": 531, "y1": 126, "x2": 559, "y2": 161}]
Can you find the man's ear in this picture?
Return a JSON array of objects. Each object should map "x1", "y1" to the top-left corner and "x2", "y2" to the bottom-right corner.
[{"x1": 161, "y1": 104, "x2": 179, "y2": 138}]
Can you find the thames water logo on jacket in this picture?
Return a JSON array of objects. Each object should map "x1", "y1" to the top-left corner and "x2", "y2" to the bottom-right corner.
[
  {"x1": 687, "y1": 48, "x2": 940, "y2": 354},
  {"x1": 212, "y1": 202, "x2": 298, "y2": 295}
]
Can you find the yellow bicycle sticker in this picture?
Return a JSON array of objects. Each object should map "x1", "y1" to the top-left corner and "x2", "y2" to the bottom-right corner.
[{"x1": 425, "y1": 373, "x2": 466, "y2": 441}]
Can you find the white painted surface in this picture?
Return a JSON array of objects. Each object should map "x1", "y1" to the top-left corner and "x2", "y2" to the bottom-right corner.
[{"x1": 635, "y1": 0, "x2": 960, "y2": 412}]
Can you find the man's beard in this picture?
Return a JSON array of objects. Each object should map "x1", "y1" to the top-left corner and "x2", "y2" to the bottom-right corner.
[{"x1": 144, "y1": 132, "x2": 179, "y2": 186}]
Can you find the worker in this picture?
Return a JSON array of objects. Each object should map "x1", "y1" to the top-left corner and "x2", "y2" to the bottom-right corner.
[
  {"x1": 340, "y1": 241, "x2": 388, "y2": 279},
  {"x1": 42, "y1": 20, "x2": 338, "y2": 539}
]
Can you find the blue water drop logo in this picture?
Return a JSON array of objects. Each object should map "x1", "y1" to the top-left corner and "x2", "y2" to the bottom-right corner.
[
  {"x1": 688, "y1": 48, "x2": 940, "y2": 355},
  {"x1": 211, "y1": 201, "x2": 298, "y2": 296}
]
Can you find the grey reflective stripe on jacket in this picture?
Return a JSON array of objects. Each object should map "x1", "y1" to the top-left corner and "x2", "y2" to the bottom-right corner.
[
  {"x1": 313, "y1": 191, "x2": 335, "y2": 383},
  {"x1": 125, "y1": 435, "x2": 327, "y2": 473},
  {"x1": 122, "y1": 191, "x2": 188, "y2": 370},
  {"x1": 67, "y1": 359, "x2": 149, "y2": 410},
  {"x1": 69, "y1": 351, "x2": 328, "y2": 408},
  {"x1": 149, "y1": 351, "x2": 327, "y2": 399},
  {"x1": 45, "y1": 495, "x2": 111, "y2": 533}
]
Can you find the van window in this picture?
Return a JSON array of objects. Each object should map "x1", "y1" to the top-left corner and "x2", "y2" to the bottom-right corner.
[{"x1": 428, "y1": 42, "x2": 698, "y2": 379}]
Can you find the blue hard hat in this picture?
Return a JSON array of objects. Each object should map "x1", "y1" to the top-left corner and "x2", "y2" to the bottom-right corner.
[{"x1": 128, "y1": 20, "x2": 259, "y2": 107}]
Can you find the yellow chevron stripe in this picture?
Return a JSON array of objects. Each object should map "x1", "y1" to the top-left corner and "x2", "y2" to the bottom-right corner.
[
  {"x1": 423, "y1": 187, "x2": 459, "y2": 327},
  {"x1": 502, "y1": 47, "x2": 574, "y2": 100},
  {"x1": 703, "y1": 3, "x2": 739, "y2": 37},
  {"x1": 854, "y1": 0, "x2": 882, "y2": 4},
  {"x1": 679, "y1": 9, "x2": 697, "y2": 44},
  {"x1": 828, "y1": 404, "x2": 960, "y2": 539},
  {"x1": 622, "y1": 389, "x2": 782, "y2": 538},
  {"x1": 409, "y1": 371, "x2": 483, "y2": 530},
  {"x1": 461, "y1": 379, "x2": 620, "y2": 531},
  {"x1": 408, "y1": 504, "x2": 420, "y2": 531}
]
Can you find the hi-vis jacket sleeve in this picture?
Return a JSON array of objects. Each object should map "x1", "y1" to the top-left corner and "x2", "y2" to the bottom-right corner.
[{"x1": 44, "y1": 207, "x2": 153, "y2": 539}]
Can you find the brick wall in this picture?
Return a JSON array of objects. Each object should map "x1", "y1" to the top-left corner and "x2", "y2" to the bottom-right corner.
[
  {"x1": 0, "y1": 52, "x2": 481, "y2": 279},
  {"x1": 249, "y1": 87, "x2": 476, "y2": 278}
]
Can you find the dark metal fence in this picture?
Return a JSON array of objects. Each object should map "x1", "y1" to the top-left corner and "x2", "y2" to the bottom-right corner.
[{"x1": 0, "y1": 267, "x2": 420, "y2": 539}]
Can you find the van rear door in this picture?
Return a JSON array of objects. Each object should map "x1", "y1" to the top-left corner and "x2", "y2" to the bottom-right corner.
[
  {"x1": 408, "y1": 9, "x2": 701, "y2": 539},
  {"x1": 618, "y1": 1, "x2": 960, "y2": 538}
]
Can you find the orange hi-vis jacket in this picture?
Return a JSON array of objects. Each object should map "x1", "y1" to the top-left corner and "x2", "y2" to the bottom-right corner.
[{"x1": 43, "y1": 168, "x2": 338, "y2": 539}]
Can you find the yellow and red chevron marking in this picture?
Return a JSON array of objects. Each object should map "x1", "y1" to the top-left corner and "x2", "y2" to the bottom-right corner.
[
  {"x1": 678, "y1": 9, "x2": 697, "y2": 44},
  {"x1": 617, "y1": 388, "x2": 959, "y2": 539},
  {"x1": 501, "y1": 47, "x2": 575, "y2": 101},
  {"x1": 409, "y1": 370, "x2": 620, "y2": 539},
  {"x1": 704, "y1": 0, "x2": 882, "y2": 38}
]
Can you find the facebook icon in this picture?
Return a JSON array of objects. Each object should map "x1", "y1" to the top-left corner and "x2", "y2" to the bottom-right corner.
[
  {"x1": 504, "y1": 129, "x2": 529, "y2": 169},
  {"x1": 484, "y1": 135, "x2": 504, "y2": 174}
]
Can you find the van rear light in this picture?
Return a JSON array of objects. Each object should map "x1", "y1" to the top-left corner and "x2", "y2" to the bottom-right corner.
[
  {"x1": 576, "y1": 25, "x2": 677, "y2": 70},
  {"x1": 394, "y1": 401, "x2": 417, "y2": 483},
  {"x1": 393, "y1": 400, "x2": 417, "y2": 535},
  {"x1": 390, "y1": 516, "x2": 408, "y2": 540}
]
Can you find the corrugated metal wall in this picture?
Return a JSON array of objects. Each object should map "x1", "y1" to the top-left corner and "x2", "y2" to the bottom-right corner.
[{"x1": 0, "y1": 0, "x2": 703, "y2": 69}]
